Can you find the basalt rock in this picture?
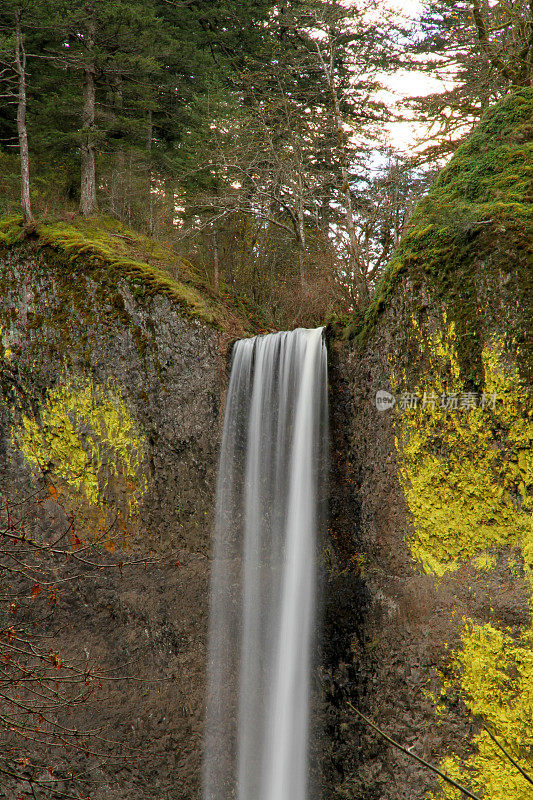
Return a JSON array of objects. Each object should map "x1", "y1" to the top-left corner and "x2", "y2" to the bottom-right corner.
[
  {"x1": 0, "y1": 226, "x2": 235, "y2": 798},
  {"x1": 322, "y1": 88, "x2": 532, "y2": 800},
  {"x1": 0, "y1": 88, "x2": 531, "y2": 800}
]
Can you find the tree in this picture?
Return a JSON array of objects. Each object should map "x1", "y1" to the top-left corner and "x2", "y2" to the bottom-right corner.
[
  {"x1": 469, "y1": 0, "x2": 533, "y2": 88},
  {"x1": 174, "y1": 0, "x2": 408, "y2": 311},
  {"x1": 335, "y1": 154, "x2": 431, "y2": 306},
  {"x1": 406, "y1": 0, "x2": 533, "y2": 160},
  {"x1": 46, "y1": 0, "x2": 167, "y2": 216},
  {"x1": 0, "y1": 0, "x2": 423, "y2": 320},
  {"x1": 25, "y1": 0, "x2": 285, "y2": 220},
  {"x1": 0, "y1": 4, "x2": 35, "y2": 224}
]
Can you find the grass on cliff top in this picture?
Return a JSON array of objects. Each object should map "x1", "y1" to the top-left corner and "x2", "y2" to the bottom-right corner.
[
  {"x1": 0, "y1": 214, "x2": 259, "y2": 337},
  {"x1": 343, "y1": 87, "x2": 533, "y2": 343}
]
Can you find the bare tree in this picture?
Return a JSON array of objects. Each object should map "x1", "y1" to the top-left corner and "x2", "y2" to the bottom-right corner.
[
  {"x1": 310, "y1": 23, "x2": 371, "y2": 304},
  {"x1": 0, "y1": 476, "x2": 160, "y2": 799},
  {"x1": 470, "y1": 0, "x2": 533, "y2": 88},
  {"x1": 169, "y1": 0, "x2": 415, "y2": 315},
  {"x1": 406, "y1": 0, "x2": 533, "y2": 161}
]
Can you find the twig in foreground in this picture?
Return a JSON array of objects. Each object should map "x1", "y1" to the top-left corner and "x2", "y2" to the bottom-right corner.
[
  {"x1": 483, "y1": 725, "x2": 533, "y2": 787},
  {"x1": 347, "y1": 701, "x2": 481, "y2": 800}
]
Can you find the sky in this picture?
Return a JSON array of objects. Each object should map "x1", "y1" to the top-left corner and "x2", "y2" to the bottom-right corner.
[
  {"x1": 379, "y1": 0, "x2": 452, "y2": 154},
  {"x1": 380, "y1": 69, "x2": 454, "y2": 154}
]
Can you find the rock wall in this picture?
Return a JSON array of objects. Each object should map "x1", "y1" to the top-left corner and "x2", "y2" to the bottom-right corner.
[
  {"x1": 321, "y1": 89, "x2": 532, "y2": 800},
  {"x1": 0, "y1": 242, "x2": 224, "y2": 553},
  {"x1": 0, "y1": 238, "x2": 227, "y2": 798}
]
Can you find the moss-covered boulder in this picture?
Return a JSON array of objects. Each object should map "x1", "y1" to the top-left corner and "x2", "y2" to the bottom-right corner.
[{"x1": 325, "y1": 89, "x2": 532, "y2": 800}]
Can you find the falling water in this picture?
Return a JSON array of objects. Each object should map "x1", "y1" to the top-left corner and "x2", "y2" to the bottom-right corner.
[{"x1": 203, "y1": 327, "x2": 328, "y2": 800}]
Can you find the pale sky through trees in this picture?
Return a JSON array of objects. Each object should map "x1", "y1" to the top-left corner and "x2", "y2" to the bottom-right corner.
[
  {"x1": 337, "y1": 0, "x2": 447, "y2": 154},
  {"x1": 380, "y1": 0, "x2": 453, "y2": 154}
]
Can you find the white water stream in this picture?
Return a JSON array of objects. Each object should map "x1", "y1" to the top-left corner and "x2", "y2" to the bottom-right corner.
[{"x1": 203, "y1": 327, "x2": 328, "y2": 800}]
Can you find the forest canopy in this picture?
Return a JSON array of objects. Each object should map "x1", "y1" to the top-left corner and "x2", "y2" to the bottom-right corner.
[{"x1": 0, "y1": 0, "x2": 531, "y2": 328}]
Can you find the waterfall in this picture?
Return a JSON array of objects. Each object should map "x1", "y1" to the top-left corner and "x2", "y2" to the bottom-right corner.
[{"x1": 203, "y1": 327, "x2": 328, "y2": 800}]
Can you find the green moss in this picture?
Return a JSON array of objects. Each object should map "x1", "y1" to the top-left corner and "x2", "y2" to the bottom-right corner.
[
  {"x1": 0, "y1": 214, "x2": 26, "y2": 246},
  {"x1": 0, "y1": 214, "x2": 257, "y2": 337},
  {"x1": 392, "y1": 319, "x2": 533, "y2": 800},
  {"x1": 343, "y1": 89, "x2": 533, "y2": 378},
  {"x1": 429, "y1": 621, "x2": 533, "y2": 800},
  {"x1": 37, "y1": 219, "x2": 223, "y2": 328}
]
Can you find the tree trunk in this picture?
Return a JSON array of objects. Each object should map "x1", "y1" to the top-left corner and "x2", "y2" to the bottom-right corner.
[
  {"x1": 14, "y1": 12, "x2": 33, "y2": 226},
  {"x1": 147, "y1": 109, "x2": 154, "y2": 235},
  {"x1": 112, "y1": 74, "x2": 124, "y2": 218},
  {"x1": 315, "y1": 37, "x2": 370, "y2": 305},
  {"x1": 297, "y1": 173, "x2": 306, "y2": 284},
  {"x1": 80, "y1": 16, "x2": 97, "y2": 216},
  {"x1": 332, "y1": 106, "x2": 369, "y2": 305},
  {"x1": 212, "y1": 224, "x2": 220, "y2": 295}
]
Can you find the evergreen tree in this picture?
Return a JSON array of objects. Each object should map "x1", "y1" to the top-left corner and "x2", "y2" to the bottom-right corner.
[
  {"x1": 43, "y1": 0, "x2": 166, "y2": 215},
  {"x1": 406, "y1": 0, "x2": 533, "y2": 160},
  {"x1": 0, "y1": 0, "x2": 416, "y2": 321}
]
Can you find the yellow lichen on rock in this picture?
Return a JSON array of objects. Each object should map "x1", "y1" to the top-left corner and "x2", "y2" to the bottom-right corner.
[
  {"x1": 393, "y1": 321, "x2": 532, "y2": 579},
  {"x1": 16, "y1": 378, "x2": 147, "y2": 524},
  {"x1": 428, "y1": 621, "x2": 533, "y2": 800},
  {"x1": 0, "y1": 323, "x2": 12, "y2": 361},
  {"x1": 392, "y1": 318, "x2": 533, "y2": 800}
]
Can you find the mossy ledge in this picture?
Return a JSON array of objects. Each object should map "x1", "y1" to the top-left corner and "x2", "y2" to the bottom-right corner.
[
  {"x1": 0, "y1": 214, "x2": 258, "y2": 337},
  {"x1": 342, "y1": 88, "x2": 533, "y2": 373}
]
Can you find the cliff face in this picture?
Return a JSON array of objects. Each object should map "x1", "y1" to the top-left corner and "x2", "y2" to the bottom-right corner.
[
  {"x1": 0, "y1": 218, "x2": 257, "y2": 554},
  {"x1": 0, "y1": 222, "x2": 243, "y2": 798},
  {"x1": 322, "y1": 88, "x2": 532, "y2": 800}
]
